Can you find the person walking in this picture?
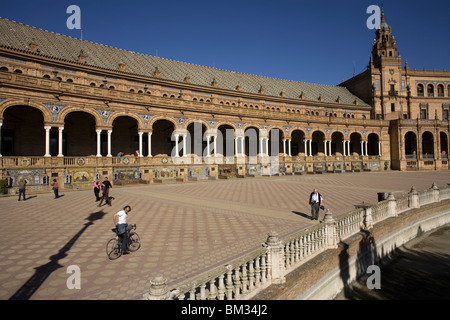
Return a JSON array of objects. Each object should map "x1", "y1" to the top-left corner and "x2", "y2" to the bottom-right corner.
[
  {"x1": 98, "y1": 177, "x2": 113, "y2": 207},
  {"x1": 309, "y1": 188, "x2": 323, "y2": 220},
  {"x1": 113, "y1": 205, "x2": 132, "y2": 255},
  {"x1": 18, "y1": 179, "x2": 27, "y2": 201},
  {"x1": 51, "y1": 179, "x2": 59, "y2": 199},
  {"x1": 93, "y1": 179, "x2": 101, "y2": 202}
]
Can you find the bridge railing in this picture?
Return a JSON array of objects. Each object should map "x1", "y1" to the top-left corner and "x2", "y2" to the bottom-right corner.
[{"x1": 144, "y1": 182, "x2": 450, "y2": 300}]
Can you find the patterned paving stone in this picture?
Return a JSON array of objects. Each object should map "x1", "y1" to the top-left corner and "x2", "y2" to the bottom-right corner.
[{"x1": 0, "y1": 171, "x2": 449, "y2": 300}]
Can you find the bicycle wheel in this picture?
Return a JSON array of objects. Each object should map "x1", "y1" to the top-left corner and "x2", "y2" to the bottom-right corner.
[
  {"x1": 106, "y1": 238, "x2": 122, "y2": 260},
  {"x1": 128, "y1": 232, "x2": 141, "y2": 252}
]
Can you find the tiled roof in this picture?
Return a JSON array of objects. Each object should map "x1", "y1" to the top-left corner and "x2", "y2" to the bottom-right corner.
[{"x1": 0, "y1": 17, "x2": 369, "y2": 106}]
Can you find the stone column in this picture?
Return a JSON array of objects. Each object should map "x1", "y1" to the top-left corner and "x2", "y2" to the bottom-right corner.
[
  {"x1": 138, "y1": 132, "x2": 143, "y2": 157},
  {"x1": 58, "y1": 127, "x2": 64, "y2": 157},
  {"x1": 304, "y1": 139, "x2": 308, "y2": 156},
  {"x1": 342, "y1": 140, "x2": 346, "y2": 156},
  {"x1": 182, "y1": 134, "x2": 187, "y2": 157},
  {"x1": 148, "y1": 132, "x2": 152, "y2": 157},
  {"x1": 365, "y1": 141, "x2": 368, "y2": 156},
  {"x1": 96, "y1": 129, "x2": 102, "y2": 157},
  {"x1": 265, "y1": 137, "x2": 269, "y2": 156},
  {"x1": 264, "y1": 231, "x2": 286, "y2": 284},
  {"x1": 44, "y1": 126, "x2": 51, "y2": 157},
  {"x1": 0, "y1": 122, "x2": 2, "y2": 157},
  {"x1": 259, "y1": 137, "x2": 263, "y2": 156},
  {"x1": 309, "y1": 140, "x2": 312, "y2": 157},
  {"x1": 107, "y1": 130, "x2": 112, "y2": 157},
  {"x1": 240, "y1": 136, "x2": 244, "y2": 156},
  {"x1": 282, "y1": 139, "x2": 286, "y2": 155},
  {"x1": 174, "y1": 134, "x2": 179, "y2": 157},
  {"x1": 288, "y1": 139, "x2": 291, "y2": 156},
  {"x1": 206, "y1": 135, "x2": 211, "y2": 157},
  {"x1": 378, "y1": 141, "x2": 382, "y2": 156},
  {"x1": 324, "y1": 140, "x2": 328, "y2": 156}
]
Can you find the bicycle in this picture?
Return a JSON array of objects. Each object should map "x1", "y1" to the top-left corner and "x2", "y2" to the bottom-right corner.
[{"x1": 106, "y1": 224, "x2": 141, "y2": 260}]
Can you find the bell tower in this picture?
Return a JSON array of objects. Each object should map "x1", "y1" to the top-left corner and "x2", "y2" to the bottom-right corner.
[
  {"x1": 367, "y1": 9, "x2": 406, "y2": 120},
  {"x1": 371, "y1": 9, "x2": 401, "y2": 68}
]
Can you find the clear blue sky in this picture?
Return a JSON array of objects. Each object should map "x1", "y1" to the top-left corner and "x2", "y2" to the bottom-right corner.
[{"x1": 2, "y1": 0, "x2": 449, "y2": 85}]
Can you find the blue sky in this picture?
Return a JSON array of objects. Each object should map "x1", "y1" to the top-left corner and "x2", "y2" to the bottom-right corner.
[{"x1": 1, "y1": 0, "x2": 449, "y2": 85}]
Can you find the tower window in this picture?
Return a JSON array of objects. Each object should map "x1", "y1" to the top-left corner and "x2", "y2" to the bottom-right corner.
[
  {"x1": 391, "y1": 103, "x2": 395, "y2": 112},
  {"x1": 437, "y1": 84, "x2": 444, "y2": 97},
  {"x1": 417, "y1": 84, "x2": 424, "y2": 97},
  {"x1": 427, "y1": 84, "x2": 434, "y2": 97}
]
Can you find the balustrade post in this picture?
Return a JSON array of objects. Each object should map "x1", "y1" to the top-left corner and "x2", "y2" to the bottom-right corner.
[
  {"x1": 387, "y1": 192, "x2": 397, "y2": 217},
  {"x1": 146, "y1": 276, "x2": 170, "y2": 300},
  {"x1": 409, "y1": 186, "x2": 419, "y2": 208},
  {"x1": 264, "y1": 231, "x2": 286, "y2": 284},
  {"x1": 354, "y1": 202, "x2": 373, "y2": 230},
  {"x1": 431, "y1": 182, "x2": 440, "y2": 202},
  {"x1": 225, "y1": 265, "x2": 234, "y2": 300},
  {"x1": 323, "y1": 209, "x2": 339, "y2": 249}
]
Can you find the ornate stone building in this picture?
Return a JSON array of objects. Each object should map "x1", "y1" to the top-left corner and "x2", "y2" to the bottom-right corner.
[
  {"x1": 0, "y1": 12, "x2": 448, "y2": 192},
  {"x1": 341, "y1": 11, "x2": 450, "y2": 171}
]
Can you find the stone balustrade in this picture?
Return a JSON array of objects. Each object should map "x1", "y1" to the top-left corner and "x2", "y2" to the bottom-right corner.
[{"x1": 144, "y1": 182, "x2": 450, "y2": 300}]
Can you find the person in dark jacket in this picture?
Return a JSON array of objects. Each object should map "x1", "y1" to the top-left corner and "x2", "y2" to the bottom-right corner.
[{"x1": 308, "y1": 188, "x2": 323, "y2": 220}]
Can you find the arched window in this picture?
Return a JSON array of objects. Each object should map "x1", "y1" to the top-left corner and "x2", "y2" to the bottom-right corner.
[
  {"x1": 427, "y1": 84, "x2": 434, "y2": 97},
  {"x1": 437, "y1": 84, "x2": 444, "y2": 97},
  {"x1": 417, "y1": 84, "x2": 424, "y2": 96}
]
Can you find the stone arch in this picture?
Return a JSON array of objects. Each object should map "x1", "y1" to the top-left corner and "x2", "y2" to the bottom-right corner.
[
  {"x1": 184, "y1": 118, "x2": 211, "y2": 132},
  {"x1": 58, "y1": 106, "x2": 103, "y2": 127},
  {"x1": 404, "y1": 131, "x2": 418, "y2": 157},
  {"x1": 267, "y1": 125, "x2": 287, "y2": 139},
  {"x1": 0, "y1": 103, "x2": 47, "y2": 156},
  {"x1": 0, "y1": 99, "x2": 53, "y2": 123},
  {"x1": 421, "y1": 131, "x2": 434, "y2": 157},
  {"x1": 107, "y1": 111, "x2": 145, "y2": 130},
  {"x1": 63, "y1": 111, "x2": 98, "y2": 156},
  {"x1": 311, "y1": 130, "x2": 326, "y2": 155},
  {"x1": 367, "y1": 133, "x2": 380, "y2": 156},
  {"x1": 290, "y1": 129, "x2": 306, "y2": 156},
  {"x1": 440, "y1": 131, "x2": 448, "y2": 158},
  {"x1": 331, "y1": 131, "x2": 345, "y2": 155},
  {"x1": 349, "y1": 132, "x2": 363, "y2": 155},
  {"x1": 288, "y1": 127, "x2": 307, "y2": 139},
  {"x1": 148, "y1": 115, "x2": 179, "y2": 131}
]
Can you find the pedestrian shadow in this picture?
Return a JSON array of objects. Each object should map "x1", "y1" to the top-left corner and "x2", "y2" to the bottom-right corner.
[
  {"x1": 292, "y1": 210, "x2": 313, "y2": 220},
  {"x1": 9, "y1": 210, "x2": 107, "y2": 300}
]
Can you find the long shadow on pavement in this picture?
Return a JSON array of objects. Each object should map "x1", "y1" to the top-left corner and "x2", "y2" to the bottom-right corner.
[{"x1": 9, "y1": 210, "x2": 106, "y2": 300}]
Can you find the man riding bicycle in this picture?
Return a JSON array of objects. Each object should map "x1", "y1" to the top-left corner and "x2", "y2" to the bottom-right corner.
[{"x1": 113, "y1": 205, "x2": 132, "y2": 254}]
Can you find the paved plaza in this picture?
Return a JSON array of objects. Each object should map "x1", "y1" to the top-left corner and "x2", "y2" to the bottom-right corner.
[{"x1": 1, "y1": 170, "x2": 450, "y2": 300}]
